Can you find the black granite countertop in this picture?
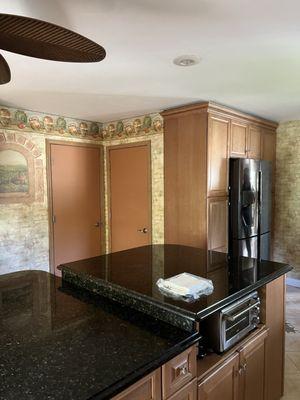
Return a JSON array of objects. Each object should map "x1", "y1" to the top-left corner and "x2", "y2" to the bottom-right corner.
[
  {"x1": 60, "y1": 244, "x2": 292, "y2": 330},
  {"x1": 0, "y1": 270, "x2": 199, "y2": 400}
]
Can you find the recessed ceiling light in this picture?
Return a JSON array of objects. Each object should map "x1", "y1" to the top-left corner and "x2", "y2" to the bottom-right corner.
[{"x1": 173, "y1": 55, "x2": 201, "y2": 67}]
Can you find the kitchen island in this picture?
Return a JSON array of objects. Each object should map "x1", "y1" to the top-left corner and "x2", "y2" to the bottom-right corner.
[
  {"x1": 60, "y1": 244, "x2": 291, "y2": 329},
  {"x1": 1, "y1": 244, "x2": 292, "y2": 400},
  {"x1": 0, "y1": 270, "x2": 199, "y2": 400}
]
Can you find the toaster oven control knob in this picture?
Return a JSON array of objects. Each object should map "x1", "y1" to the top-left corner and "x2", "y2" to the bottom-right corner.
[{"x1": 252, "y1": 316, "x2": 260, "y2": 325}]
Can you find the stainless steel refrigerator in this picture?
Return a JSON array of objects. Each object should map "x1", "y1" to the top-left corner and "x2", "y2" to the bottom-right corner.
[{"x1": 229, "y1": 158, "x2": 272, "y2": 260}]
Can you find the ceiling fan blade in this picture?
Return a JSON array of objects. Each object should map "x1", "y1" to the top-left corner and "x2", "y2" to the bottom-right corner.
[
  {"x1": 0, "y1": 13, "x2": 106, "y2": 63},
  {"x1": 0, "y1": 53, "x2": 11, "y2": 84}
]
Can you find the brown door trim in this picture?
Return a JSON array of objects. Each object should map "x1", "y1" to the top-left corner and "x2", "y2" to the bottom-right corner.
[
  {"x1": 46, "y1": 139, "x2": 105, "y2": 275},
  {"x1": 106, "y1": 141, "x2": 152, "y2": 253}
]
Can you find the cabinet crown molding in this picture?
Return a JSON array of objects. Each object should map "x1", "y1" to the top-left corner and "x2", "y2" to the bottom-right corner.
[{"x1": 161, "y1": 101, "x2": 278, "y2": 130}]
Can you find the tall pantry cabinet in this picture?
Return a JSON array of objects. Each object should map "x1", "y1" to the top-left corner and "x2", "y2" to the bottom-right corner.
[{"x1": 162, "y1": 102, "x2": 277, "y2": 268}]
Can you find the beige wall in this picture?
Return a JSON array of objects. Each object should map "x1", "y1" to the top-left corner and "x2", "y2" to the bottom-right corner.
[
  {"x1": 0, "y1": 106, "x2": 163, "y2": 275},
  {"x1": 274, "y1": 121, "x2": 300, "y2": 278}
]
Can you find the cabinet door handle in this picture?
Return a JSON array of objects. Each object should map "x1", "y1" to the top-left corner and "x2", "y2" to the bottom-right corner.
[{"x1": 239, "y1": 363, "x2": 247, "y2": 375}]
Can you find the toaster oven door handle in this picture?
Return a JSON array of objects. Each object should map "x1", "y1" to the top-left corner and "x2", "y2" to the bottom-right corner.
[{"x1": 223, "y1": 300, "x2": 260, "y2": 322}]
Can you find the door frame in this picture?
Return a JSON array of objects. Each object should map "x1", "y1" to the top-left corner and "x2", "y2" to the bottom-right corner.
[
  {"x1": 106, "y1": 141, "x2": 152, "y2": 253},
  {"x1": 46, "y1": 139, "x2": 105, "y2": 275}
]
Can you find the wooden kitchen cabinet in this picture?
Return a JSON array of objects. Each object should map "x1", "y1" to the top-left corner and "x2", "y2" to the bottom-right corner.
[
  {"x1": 113, "y1": 345, "x2": 197, "y2": 400},
  {"x1": 162, "y1": 345, "x2": 197, "y2": 399},
  {"x1": 207, "y1": 115, "x2": 230, "y2": 197},
  {"x1": 163, "y1": 102, "x2": 277, "y2": 266},
  {"x1": 247, "y1": 126, "x2": 261, "y2": 159},
  {"x1": 230, "y1": 120, "x2": 248, "y2": 158},
  {"x1": 261, "y1": 128, "x2": 276, "y2": 193},
  {"x1": 207, "y1": 197, "x2": 228, "y2": 271},
  {"x1": 238, "y1": 328, "x2": 268, "y2": 400},
  {"x1": 168, "y1": 379, "x2": 197, "y2": 400},
  {"x1": 112, "y1": 368, "x2": 161, "y2": 400},
  {"x1": 198, "y1": 327, "x2": 268, "y2": 400},
  {"x1": 261, "y1": 128, "x2": 276, "y2": 164},
  {"x1": 259, "y1": 276, "x2": 285, "y2": 400},
  {"x1": 198, "y1": 353, "x2": 239, "y2": 400}
]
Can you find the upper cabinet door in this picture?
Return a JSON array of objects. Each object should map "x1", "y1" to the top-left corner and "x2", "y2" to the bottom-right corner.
[
  {"x1": 230, "y1": 120, "x2": 248, "y2": 158},
  {"x1": 208, "y1": 115, "x2": 230, "y2": 196},
  {"x1": 247, "y1": 126, "x2": 261, "y2": 159}
]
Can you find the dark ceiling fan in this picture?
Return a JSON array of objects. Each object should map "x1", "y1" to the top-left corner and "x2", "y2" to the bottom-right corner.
[{"x1": 0, "y1": 13, "x2": 106, "y2": 84}]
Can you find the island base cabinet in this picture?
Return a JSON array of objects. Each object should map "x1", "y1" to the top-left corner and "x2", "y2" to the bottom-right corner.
[
  {"x1": 238, "y1": 328, "x2": 268, "y2": 400},
  {"x1": 198, "y1": 353, "x2": 239, "y2": 400},
  {"x1": 168, "y1": 379, "x2": 197, "y2": 400},
  {"x1": 198, "y1": 328, "x2": 268, "y2": 400},
  {"x1": 112, "y1": 368, "x2": 161, "y2": 400}
]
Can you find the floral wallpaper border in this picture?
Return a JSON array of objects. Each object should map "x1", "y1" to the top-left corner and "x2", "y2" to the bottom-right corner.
[
  {"x1": 0, "y1": 106, "x2": 163, "y2": 141},
  {"x1": 101, "y1": 113, "x2": 163, "y2": 140},
  {"x1": 0, "y1": 106, "x2": 103, "y2": 140}
]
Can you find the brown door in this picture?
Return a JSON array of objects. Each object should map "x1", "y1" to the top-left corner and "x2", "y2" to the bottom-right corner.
[
  {"x1": 49, "y1": 143, "x2": 102, "y2": 275},
  {"x1": 198, "y1": 353, "x2": 239, "y2": 400},
  {"x1": 108, "y1": 143, "x2": 151, "y2": 252}
]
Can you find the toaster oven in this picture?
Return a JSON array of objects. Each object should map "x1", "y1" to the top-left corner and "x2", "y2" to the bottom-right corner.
[{"x1": 204, "y1": 291, "x2": 260, "y2": 353}]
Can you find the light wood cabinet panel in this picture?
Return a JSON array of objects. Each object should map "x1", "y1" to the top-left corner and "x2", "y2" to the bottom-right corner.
[
  {"x1": 162, "y1": 345, "x2": 197, "y2": 399},
  {"x1": 112, "y1": 368, "x2": 161, "y2": 400},
  {"x1": 207, "y1": 197, "x2": 228, "y2": 271},
  {"x1": 261, "y1": 128, "x2": 276, "y2": 194},
  {"x1": 168, "y1": 379, "x2": 197, "y2": 400},
  {"x1": 198, "y1": 353, "x2": 239, "y2": 400},
  {"x1": 230, "y1": 121, "x2": 248, "y2": 158},
  {"x1": 238, "y1": 329, "x2": 268, "y2": 400},
  {"x1": 164, "y1": 113, "x2": 207, "y2": 248},
  {"x1": 248, "y1": 126, "x2": 261, "y2": 159},
  {"x1": 261, "y1": 129, "x2": 276, "y2": 164},
  {"x1": 259, "y1": 276, "x2": 285, "y2": 400},
  {"x1": 207, "y1": 115, "x2": 230, "y2": 196}
]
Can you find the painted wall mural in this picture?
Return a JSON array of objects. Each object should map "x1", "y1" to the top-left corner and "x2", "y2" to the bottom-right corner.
[
  {"x1": 0, "y1": 107, "x2": 103, "y2": 140},
  {"x1": 0, "y1": 132, "x2": 44, "y2": 204},
  {"x1": 0, "y1": 149, "x2": 29, "y2": 194}
]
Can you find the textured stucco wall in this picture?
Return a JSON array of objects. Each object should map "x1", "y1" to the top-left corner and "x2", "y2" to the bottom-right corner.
[
  {"x1": 0, "y1": 130, "x2": 105, "y2": 275},
  {"x1": 274, "y1": 121, "x2": 300, "y2": 278}
]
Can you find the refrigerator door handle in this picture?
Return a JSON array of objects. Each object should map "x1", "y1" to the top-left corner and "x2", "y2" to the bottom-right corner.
[{"x1": 258, "y1": 170, "x2": 262, "y2": 219}]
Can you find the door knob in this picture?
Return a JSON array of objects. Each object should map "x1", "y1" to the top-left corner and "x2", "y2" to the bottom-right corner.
[
  {"x1": 137, "y1": 227, "x2": 148, "y2": 234},
  {"x1": 93, "y1": 222, "x2": 100, "y2": 227}
]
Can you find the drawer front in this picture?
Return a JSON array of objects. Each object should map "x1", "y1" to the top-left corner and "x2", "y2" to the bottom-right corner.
[
  {"x1": 162, "y1": 345, "x2": 197, "y2": 399},
  {"x1": 168, "y1": 379, "x2": 197, "y2": 400},
  {"x1": 112, "y1": 368, "x2": 161, "y2": 400}
]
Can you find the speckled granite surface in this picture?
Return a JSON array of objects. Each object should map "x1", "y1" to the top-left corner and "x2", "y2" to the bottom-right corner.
[
  {"x1": 60, "y1": 244, "x2": 292, "y2": 325},
  {"x1": 0, "y1": 270, "x2": 199, "y2": 400}
]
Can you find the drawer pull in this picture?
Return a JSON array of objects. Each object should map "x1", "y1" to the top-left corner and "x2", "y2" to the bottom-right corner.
[{"x1": 175, "y1": 363, "x2": 189, "y2": 378}]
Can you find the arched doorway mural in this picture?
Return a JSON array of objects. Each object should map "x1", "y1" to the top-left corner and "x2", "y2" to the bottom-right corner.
[{"x1": 0, "y1": 149, "x2": 29, "y2": 194}]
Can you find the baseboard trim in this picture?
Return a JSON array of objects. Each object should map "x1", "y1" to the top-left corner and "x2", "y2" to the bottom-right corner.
[{"x1": 286, "y1": 277, "x2": 300, "y2": 288}]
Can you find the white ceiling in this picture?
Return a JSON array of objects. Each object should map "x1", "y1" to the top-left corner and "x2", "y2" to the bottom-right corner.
[{"x1": 1, "y1": 0, "x2": 300, "y2": 123}]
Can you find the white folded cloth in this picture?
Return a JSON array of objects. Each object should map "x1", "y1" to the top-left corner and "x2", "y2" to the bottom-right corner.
[{"x1": 156, "y1": 272, "x2": 214, "y2": 300}]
